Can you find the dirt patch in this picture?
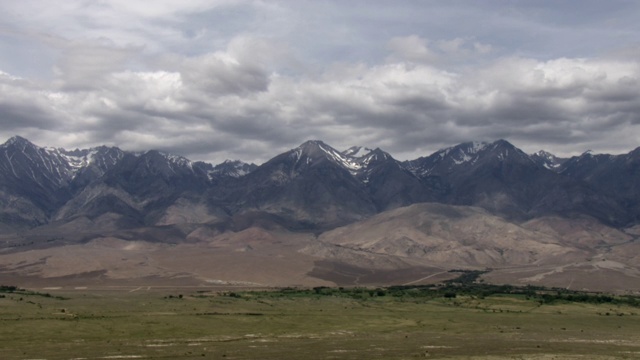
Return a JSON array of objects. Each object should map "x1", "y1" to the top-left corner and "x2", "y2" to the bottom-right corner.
[{"x1": 308, "y1": 260, "x2": 451, "y2": 286}]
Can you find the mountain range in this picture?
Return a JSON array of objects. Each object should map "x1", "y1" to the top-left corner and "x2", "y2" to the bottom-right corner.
[{"x1": 0, "y1": 135, "x2": 639, "y2": 292}]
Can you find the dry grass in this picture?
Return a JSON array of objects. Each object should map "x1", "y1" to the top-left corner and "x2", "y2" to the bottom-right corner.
[{"x1": 0, "y1": 287, "x2": 638, "y2": 359}]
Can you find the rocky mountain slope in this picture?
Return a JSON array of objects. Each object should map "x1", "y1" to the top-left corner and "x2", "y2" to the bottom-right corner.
[
  {"x1": 3, "y1": 135, "x2": 639, "y2": 231},
  {"x1": 0, "y1": 135, "x2": 639, "y2": 291},
  {"x1": 403, "y1": 140, "x2": 626, "y2": 225}
]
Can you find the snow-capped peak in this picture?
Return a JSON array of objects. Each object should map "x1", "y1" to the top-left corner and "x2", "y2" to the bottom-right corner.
[
  {"x1": 342, "y1": 146, "x2": 374, "y2": 158},
  {"x1": 469, "y1": 141, "x2": 490, "y2": 154},
  {"x1": 316, "y1": 142, "x2": 362, "y2": 173},
  {"x1": 2, "y1": 135, "x2": 36, "y2": 150},
  {"x1": 534, "y1": 150, "x2": 554, "y2": 159},
  {"x1": 357, "y1": 148, "x2": 390, "y2": 165},
  {"x1": 159, "y1": 151, "x2": 193, "y2": 168},
  {"x1": 52, "y1": 148, "x2": 93, "y2": 169},
  {"x1": 432, "y1": 141, "x2": 490, "y2": 166},
  {"x1": 290, "y1": 141, "x2": 384, "y2": 176},
  {"x1": 530, "y1": 150, "x2": 567, "y2": 170}
]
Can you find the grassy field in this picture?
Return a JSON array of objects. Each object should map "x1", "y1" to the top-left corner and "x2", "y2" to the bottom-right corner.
[{"x1": 0, "y1": 286, "x2": 639, "y2": 359}]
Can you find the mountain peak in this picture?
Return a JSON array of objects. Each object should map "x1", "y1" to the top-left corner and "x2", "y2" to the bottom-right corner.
[
  {"x1": 477, "y1": 139, "x2": 521, "y2": 152},
  {"x1": 355, "y1": 148, "x2": 394, "y2": 169},
  {"x1": 291, "y1": 140, "x2": 331, "y2": 159},
  {"x1": 534, "y1": 150, "x2": 554, "y2": 158},
  {"x1": 432, "y1": 141, "x2": 491, "y2": 159},
  {"x1": 292, "y1": 140, "x2": 335, "y2": 158},
  {"x1": 464, "y1": 140, "x2": 491, "y2": 152},
  {"x1": 492, "y1": 139, "x2": 511, "y2": 145},
  {"x1": 364, "y1": 147, "x2": 390, "y2": 159},
  {"x1": 298, "y1": 139, "x2": 327, "y2": 148},
  {"x1": 431, "y1": 141, "x2": 492, "y2": 164},
  {"x1": 2, "y1": 135, "x2": 36, "y2": 149},
  {"x1": 211, "y1": 159, "x2": 256, "y2": 178},
  {"x1": 482, "y1": 139, "x2": 535, "y2": 164},
  {"x1": 405, "y1": 139, "x2": 533, "y2": 177},
  {"x1": 284, "y1": 140, "x2": 369, "y2": 175},
  {"x1": 531, "y1": 150, "x2": 567, "y2": 171}
]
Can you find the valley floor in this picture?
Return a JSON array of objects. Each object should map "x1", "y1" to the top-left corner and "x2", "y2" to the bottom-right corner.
[{"x1": 0, "y1": 287, "x2": 638, "y2": 359}]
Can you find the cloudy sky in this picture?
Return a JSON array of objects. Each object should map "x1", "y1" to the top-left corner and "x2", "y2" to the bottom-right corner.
[{"x1": 1, "y1": 0, "x2": 640, "y2": 164}]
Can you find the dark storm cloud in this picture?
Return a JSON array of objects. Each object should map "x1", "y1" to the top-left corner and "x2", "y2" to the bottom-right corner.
[
  {"x1": 0, "y1": 73, "x2": 68, "y2": 130},
  {"x1": 0, "y1": 101, "x2": 56, "y2": 130}
]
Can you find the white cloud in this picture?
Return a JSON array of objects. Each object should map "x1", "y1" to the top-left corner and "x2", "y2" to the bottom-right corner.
[
  {"x1": 3, "y1": 44, "x2": 640, "y2": 163},
  {"x1": 2, "y1": 1, "x2": 640, "y2": 163}
]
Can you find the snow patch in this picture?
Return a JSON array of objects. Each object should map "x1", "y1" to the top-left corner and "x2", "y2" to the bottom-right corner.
[
  {"x1": 318, "y1": 143, "x2": 363, "y2": 174},
  {"x1": 469, "y1": 141, "x2": 489, "y2": 153}
]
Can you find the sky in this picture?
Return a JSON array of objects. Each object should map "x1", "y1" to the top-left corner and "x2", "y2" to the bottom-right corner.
[{"x1": 1, "y1": 0, "x2": 640, "y2": 164}]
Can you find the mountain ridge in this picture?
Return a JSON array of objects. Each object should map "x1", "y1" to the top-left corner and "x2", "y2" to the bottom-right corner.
[
  {"x1": 1, "y1": 136, "x2": 639, "y2": 291},
  {"x1": 1, "y1": 135, "x2": 639, "y2": 230}
]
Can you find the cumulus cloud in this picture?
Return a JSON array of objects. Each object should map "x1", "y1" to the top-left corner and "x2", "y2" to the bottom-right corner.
[
  {"x1": 0, "y1": 72, "x2": 69, "y2": 130},
  {"x1": 3, "y1": 46, "x2": 640, "y2": 163},
  {"x1": 2, "y1": 1, "x2": 640, "y2": 164},
  {"x1": 176, "y1": 36, "x2": 280, "y2": 97}
]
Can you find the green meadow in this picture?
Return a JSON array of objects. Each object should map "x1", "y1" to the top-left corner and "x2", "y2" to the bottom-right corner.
[{"x1": 0, "y1": 285, "x2": 639, "y2": 359}]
